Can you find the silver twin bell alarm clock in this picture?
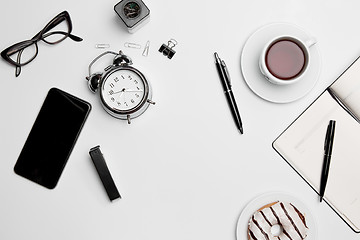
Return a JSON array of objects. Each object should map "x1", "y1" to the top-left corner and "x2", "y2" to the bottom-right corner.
[{"x1": 86, "y1": 50, "x2": 155, "y2": 124}]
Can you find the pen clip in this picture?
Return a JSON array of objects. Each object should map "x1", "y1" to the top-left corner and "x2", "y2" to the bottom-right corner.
[
  {"x1": 221, "y1": 60, "x2": 231, "y2": 87},
  {"x1": 324, "y1": 120, "x2": 336, "y2": 152},
  {"x1": 324, "y1": 124, "x2": 331, "y2": 151}
]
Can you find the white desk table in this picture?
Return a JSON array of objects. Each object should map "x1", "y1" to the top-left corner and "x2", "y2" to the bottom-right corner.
[{"x1": 1, "y1": 0, "x2": 359, "y2": 239}]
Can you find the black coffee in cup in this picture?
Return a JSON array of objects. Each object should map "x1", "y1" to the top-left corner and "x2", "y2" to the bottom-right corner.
[{"x1": 265, "y1": 39, "x2": 306, "y2": 80}]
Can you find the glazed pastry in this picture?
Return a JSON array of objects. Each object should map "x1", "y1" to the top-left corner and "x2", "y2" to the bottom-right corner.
[{"x1": 248, "y1": 201, "x2": 308, "y2": 240}]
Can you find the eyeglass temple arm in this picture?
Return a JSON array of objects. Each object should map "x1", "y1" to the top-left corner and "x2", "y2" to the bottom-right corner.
[
  {"x1": 15, "y1": 52, "x2": 22, "y2": 77},
  {"x1": 36, "y1": 31, "x2": 83, "y2": 42},
  {"x1": 68, "y1": 33, "x2": 83, "y2": 42},
  {"x1": 43, "y1": 31, "x2": 83, "y2": 41}
]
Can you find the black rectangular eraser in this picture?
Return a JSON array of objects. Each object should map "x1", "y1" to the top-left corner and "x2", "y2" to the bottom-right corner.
[{"x1": 89, "y1": 146, "x2": 121, "y2": 201}]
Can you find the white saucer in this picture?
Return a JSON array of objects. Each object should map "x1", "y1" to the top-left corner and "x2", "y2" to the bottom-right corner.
[
  {"x1": 241, "y1": 23, "x2": 321, "y2": 103},
  {"x1": 236, "y1": 192, "x2": 317, "y2": 240}
]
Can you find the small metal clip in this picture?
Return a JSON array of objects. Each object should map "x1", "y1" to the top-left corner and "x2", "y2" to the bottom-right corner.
[
  {"x1": 159, "y1": 39, "x2": 178, "y2": 59},
  {"x1": 95, "y1": 44, "x2": 110, "y2": 49},
  {"x1": 124, "y1": 42, "x2": 141, "y2": 49},
  {"x1": 142, "y1": 40, "x2": 150, "y2": 57}
]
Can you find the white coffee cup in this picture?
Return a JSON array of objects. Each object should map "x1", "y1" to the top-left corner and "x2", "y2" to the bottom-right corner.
[{"x1": 259, "y1": 35, "x2": 316, "y2": 85}]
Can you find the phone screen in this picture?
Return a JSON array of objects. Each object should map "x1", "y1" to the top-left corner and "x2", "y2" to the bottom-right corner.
[{"x1": 14, "y1": 88, "x2": 91, "y2": 189}]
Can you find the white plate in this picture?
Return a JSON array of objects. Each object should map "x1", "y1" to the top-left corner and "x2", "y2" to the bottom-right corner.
[
  {"x1": 236, "y1": 192, "x2": 317, "y2": 240},
  {"x1": 241, "y1": 23, "x2": 321, "y2": 103}
]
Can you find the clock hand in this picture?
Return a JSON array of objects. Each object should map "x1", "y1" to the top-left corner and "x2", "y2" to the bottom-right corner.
[
  {"x1": 118, "y1": 88, "x2": 128, "y2": 100},
  {"x1": 111, "y1": 91, "x2": 122, "y2": 95},
  {"x1": 124, "y1": 88, "x2": 143, "y2": 92},
  {"x1": 109, "y1": 88, "x2": 126, "y2": 95}
]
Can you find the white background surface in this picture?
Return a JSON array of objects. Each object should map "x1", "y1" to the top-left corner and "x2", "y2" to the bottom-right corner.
[{"x1": 1, "y1": 0, "x2": 359, "y2": 239}]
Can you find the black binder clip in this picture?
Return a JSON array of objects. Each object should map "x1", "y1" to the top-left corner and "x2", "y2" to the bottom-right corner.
[{"x1": 159, "y1": 39, "x2": 177, "y2": 59}]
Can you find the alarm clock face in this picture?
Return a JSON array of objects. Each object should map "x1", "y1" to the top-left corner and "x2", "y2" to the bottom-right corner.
[{"x1": 100, "y1": 68, "x2": 147, "y2": 113}]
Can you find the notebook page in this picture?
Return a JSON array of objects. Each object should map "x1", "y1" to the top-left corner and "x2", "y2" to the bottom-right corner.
[
  {"x1": 273, "y1": 91, "x2": 360, "y2": 231},
  {"x1": 330, "y1": 56, "x2": 360, "y2": 121}
]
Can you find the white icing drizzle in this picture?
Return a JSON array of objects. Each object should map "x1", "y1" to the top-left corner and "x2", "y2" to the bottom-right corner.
[{"x1": 248, "y1": 201, "x2": 308, "y2": 240}]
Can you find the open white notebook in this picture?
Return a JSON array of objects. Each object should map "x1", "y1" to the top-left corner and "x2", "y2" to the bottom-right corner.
[{"x1": 273, "y1": 56, "x2": 360, "y2": 233}]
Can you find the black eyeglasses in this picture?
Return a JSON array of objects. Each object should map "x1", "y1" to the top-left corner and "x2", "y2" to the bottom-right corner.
[{"x1": 1, "y1": 11, "x2": 83, "y2": 77}]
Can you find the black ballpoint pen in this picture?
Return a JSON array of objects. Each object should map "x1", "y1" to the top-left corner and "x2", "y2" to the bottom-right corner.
[
  {"x1": 319, "y1": 120, "x2": 336, "y2": 202},
  {"x1": 214, "y1": 52, "x2": 243, "y2": 134}
]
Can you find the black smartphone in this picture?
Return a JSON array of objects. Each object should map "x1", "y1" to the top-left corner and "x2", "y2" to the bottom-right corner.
[{"x1": 14, "y1": 88, "x2": 91, "y2": 189}]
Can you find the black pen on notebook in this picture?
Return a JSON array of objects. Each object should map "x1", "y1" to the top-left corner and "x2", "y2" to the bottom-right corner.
[
  {"x1": 214, "y1": 52, "x2": 243, "y2": 134},
  {"x1": 319, "y1": 120, "x2": 336, "y2": 202}
]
